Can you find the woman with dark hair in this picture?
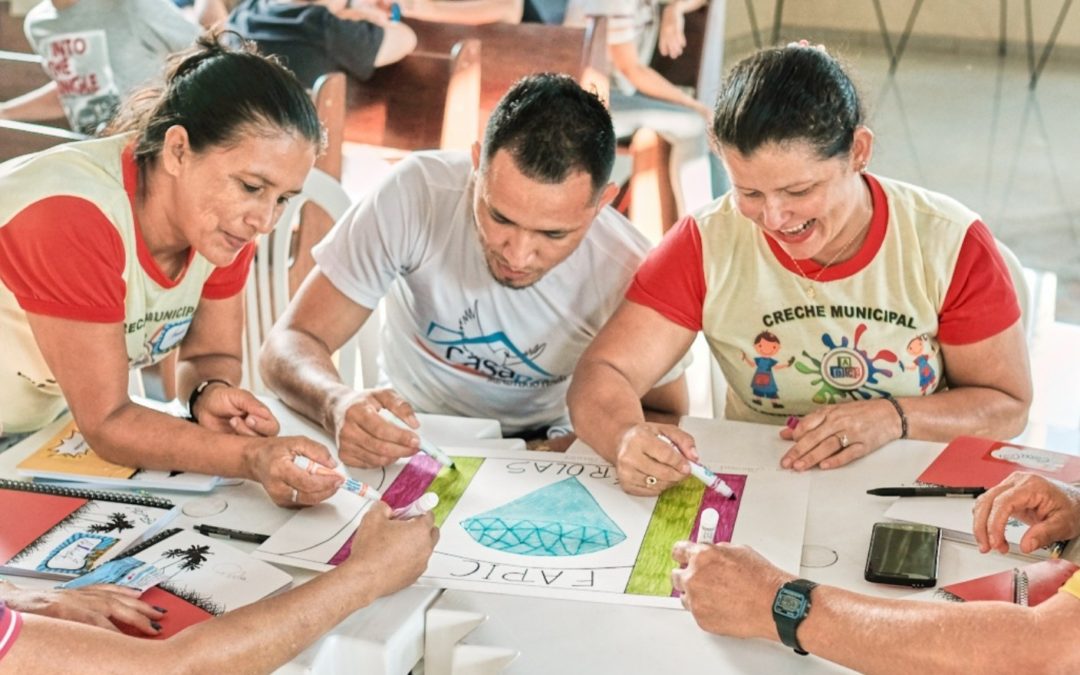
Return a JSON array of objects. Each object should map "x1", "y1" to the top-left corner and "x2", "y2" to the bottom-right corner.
[
  {"x1": 569, "y1": 43, "x2": 1032, "y2": 494},
  {"x1": 0, "y1": 34, "x2": 343, "y2": 507}
]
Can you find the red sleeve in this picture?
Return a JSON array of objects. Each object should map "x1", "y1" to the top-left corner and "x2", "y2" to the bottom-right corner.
[
  {"x1": 0, "y1": 603, "x2": 23, "y2": 660},
  {"x1": 0, "y1": 196, "x2": 125, "y2": 322},
  {"x1": 625, "y1": 215, "x2": 706, "y2": 331},
  {"x1": 201, "y1": 242, "x2": 255, "y2": 300},
  {"x1": 936, "y1": 220, "x2": 1022, "y2": 345}
]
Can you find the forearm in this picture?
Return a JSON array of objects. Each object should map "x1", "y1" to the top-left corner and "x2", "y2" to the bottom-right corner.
[
  {"x1": 176, "y1": 353, "x2": 244, "y2": 401},
  {"x1": 80, "y1": 401, "x2": 256, "y2": 479},
  {"x1": 10, "y1": 564, "x2": 381, "y2": 674},
  {"x1": 168, "y1": 565, "x2": 377, "y2": 672},
  {"x1": 401, "y1": 0, "x2": 522, "y2": 24},
  {"x1": 0, "y1": 83, "x2": 65, "y2": 122},
  {"x1": 568, "y1": 360, "x2": 649, "y2": 463},
  {"x1": 899, "y1": 385, "x2": 1029, "y2": 442},
  {"x1": 641, "y1": 375, "x2": 689, "y2": 426},
  {"x1": 621, "y1": 62, "x2": 703, "y2": 111},
  {"x1": 260, "y1": 329, "x2": 355, "y2": 435},
  {"x1": 671, "y1": 0, "x2": 707, "y2": 12},
  {"x1": 799, "y1": 587, "x2": 1068, "y2": 674}
]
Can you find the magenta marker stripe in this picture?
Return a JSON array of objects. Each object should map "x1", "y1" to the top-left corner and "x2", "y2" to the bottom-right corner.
[
  {"x1": 695, "y1": 473, "x2": 746, "y2": 543},
  {"x1": 672, "y1": 473, "x2": 746, "y2": 598},
  {"x1": 328, "y1": 454, "x2": 441, "y2": 565},
  {"x1": 382, "y1": 454, "x2": 441, "y2": 508}
]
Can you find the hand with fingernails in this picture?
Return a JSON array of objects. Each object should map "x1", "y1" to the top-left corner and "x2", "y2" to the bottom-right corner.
[
  {"x1": 189, "y1": 380, "x2": 280, "y2": 438},
  {"x1": 328, "y1": 388, "x2": 425, "y2": 468},
  {"x1": 612, "y1": 423, "x2": 698, "y2": 496},
  {"x1": 779, "y1": 399, "x2": 905, "y2": 471},
  {"x1": 242, "y1": 436, "x2": 344, "y2": 507}
]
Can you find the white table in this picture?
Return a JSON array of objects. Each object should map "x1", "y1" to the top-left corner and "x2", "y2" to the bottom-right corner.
[
  {"x1": 0, "y1": 399, "x2": 510, "y2": 675},
  {"x1": 425, "y1": 416, "x2": 1030, "y2": 674}
]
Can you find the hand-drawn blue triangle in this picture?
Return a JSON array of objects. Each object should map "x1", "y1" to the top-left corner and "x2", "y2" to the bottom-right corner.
[{"x1": 460, "y1": 477, "x2": 626, "y2": 556}]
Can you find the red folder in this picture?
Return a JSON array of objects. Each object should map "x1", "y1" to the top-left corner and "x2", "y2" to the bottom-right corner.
[
  {"x1": 918, "y1": 436, "x2": 1080, "y2": 488},
  {"x1": 939, "y1": 559, "x2": 1078, "y2": 606}
]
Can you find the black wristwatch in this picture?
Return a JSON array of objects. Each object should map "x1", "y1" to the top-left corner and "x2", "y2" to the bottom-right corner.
[{"x1": 772, "y1": 578, "x2": 818, "y2": 655}]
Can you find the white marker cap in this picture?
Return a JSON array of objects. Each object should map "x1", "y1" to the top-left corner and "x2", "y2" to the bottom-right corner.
[
  {"x1": 415, "y1": 492, "x2": 440, "y2": 512},
  {"x1": 700, "y1": 508, "x2": 719, "y2": 529}
]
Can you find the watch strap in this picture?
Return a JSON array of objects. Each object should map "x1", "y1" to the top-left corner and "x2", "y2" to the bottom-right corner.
[
  {"x1": 187, "y1": 379, "x2": 231, "y2": 423},
  {"x1": 774, "y1": 578, "x2": 818, "y2": 655}
]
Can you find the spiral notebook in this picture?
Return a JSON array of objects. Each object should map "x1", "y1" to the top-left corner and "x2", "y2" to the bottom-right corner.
[
  {"x1": 0, "y1": 479, "x2": 178, "y2": 581},
  {"x1": 65, "y1": 527, "x2": 294, "y2": 639},
  {"x1": 15, "y1": 419, "x2": 220, "y2": 492},
  {"x1": 910, "y1": 559, "x2": 1079, "y2": 606}
]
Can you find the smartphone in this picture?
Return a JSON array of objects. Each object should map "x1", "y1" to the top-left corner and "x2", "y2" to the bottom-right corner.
[{"x1": 864, "y1": 522, "x2": 941, "y2": 587}]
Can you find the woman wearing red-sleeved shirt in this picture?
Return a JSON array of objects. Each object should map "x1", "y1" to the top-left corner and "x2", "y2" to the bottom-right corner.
[
  {"x1": 569, "y1": 43, "x2": 1032, "y2": 496},
  {"x1": 0, "y1": 34, "x2": 342, "y2": 507}
]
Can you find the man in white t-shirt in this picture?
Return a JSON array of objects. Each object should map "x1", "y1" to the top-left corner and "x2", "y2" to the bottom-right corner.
[{"x1": 260, "y1": 73, "x2": 688, "y2": 466}]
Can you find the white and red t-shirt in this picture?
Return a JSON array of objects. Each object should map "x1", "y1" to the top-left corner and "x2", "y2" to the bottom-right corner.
[
  {"x1": 627, "y1": 173, "x2": 1020, "y2": 424},
  {"x1": 0, "y1": 134, "x2": 253, "y2": 435},
  {"x1": 0, "y1": 603, "x2": 22, "y2": 662}
]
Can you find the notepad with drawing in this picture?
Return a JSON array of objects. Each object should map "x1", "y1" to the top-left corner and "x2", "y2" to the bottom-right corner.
[
  {"x1": 15, "y1": 419, "x2": 220, "y2": 492},
  {"x1": 0, "y1": 479, "x2": 178, "y2": 580},
  {"x1": 64, "y1": 527, "x2": 294, "y2": 639}
]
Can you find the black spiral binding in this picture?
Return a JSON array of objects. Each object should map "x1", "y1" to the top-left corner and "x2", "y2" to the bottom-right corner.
[
  {"x1": 120, "y1": 527, "x2": 184, "y2": 557},
  {"x1": 0, "y1": 478, "x2": 174, "y2": 510}
]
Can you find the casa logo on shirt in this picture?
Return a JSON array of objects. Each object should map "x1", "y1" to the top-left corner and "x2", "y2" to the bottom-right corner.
[{"x1": 419, "y1": 302, "x2": 565, "y2": 388}]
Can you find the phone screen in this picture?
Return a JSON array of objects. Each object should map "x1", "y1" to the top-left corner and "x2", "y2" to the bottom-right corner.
[{"x1": 865, "y1": 522, "x2": 941, "y2": 587}]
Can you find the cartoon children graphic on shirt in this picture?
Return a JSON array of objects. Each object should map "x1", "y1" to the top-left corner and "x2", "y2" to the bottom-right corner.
[
  {"x1": 740, "y1": 331, "x2": 795, "y2": 408},
  {"x1": 901, "y1": 333, "x2": 937, "y2": 395}
]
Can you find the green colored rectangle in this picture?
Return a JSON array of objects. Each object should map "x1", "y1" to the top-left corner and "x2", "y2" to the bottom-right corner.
[
  {"x1": 427, "y1": 456, "x2": 483, "y2": 528},
  {"x1": 625, "y1": 479, "x2": 704, "y2": 596}
]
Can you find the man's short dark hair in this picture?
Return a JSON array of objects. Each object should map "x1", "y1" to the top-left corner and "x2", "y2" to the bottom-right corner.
[{"x1": 482, "y1": 73, "x2": 615, "y2": 198}]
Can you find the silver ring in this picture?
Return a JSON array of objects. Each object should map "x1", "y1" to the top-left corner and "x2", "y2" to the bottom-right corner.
[
  {"x1": 645, "y1": 475, "x2": 658, "y2": 487},
  {"x1": 838, "y1": 433, "x2": 849, "y2": 449},
  {"x1": 290, "y1": 488, "x2": 298, "y2": 503}
]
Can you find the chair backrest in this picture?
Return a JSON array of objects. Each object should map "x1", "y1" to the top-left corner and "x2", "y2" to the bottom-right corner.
[
  {"x1": 344, "y1": 38, "x2": 481, "y2": 153},
  {"x1": 409, "y1": 16, "x2": 608, "y2": 137},
  {"x1": 289, "y1": 72, "x2": 347, "y2": 295},
  {"x1": 995, "y1": 238, "x2": 1056, "y2": 343},
  {"x1": 242, "y1": 168, "x2": 354, "y2": 393}
]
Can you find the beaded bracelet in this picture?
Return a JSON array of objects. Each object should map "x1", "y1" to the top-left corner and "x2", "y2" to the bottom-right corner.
[
  {"x1": 885, "y1": 396, "x2": 908, "y2": 439},
  {"x1": 187, "y1": 379, "x2": 231, "y2": 424}
]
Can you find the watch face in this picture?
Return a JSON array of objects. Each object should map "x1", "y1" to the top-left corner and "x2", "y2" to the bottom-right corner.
[{"x1": 774, "y1": 588, "x2": 808, "y2": 619}]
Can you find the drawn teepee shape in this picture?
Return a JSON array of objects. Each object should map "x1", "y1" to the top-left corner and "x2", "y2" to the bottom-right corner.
[{"x1": 461, "y1": 477, "x2": 626, "y2": 556}]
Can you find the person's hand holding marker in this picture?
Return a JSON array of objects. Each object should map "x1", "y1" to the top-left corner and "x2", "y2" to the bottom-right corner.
[
  {"x1": 246, "y1": 437, "x2": 343, "y2": 507},
  {"x1": 328, "y1": 388, "x2": 425, "y2": 468}
]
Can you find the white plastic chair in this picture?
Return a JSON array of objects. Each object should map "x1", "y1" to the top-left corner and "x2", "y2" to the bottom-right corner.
[
  {"x1": 242, "y1": 168, "x2": 354, "y2": 393},
  {"x1": 995, "y1": 239, "x2": 1057, "y2": 344}
]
